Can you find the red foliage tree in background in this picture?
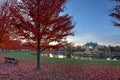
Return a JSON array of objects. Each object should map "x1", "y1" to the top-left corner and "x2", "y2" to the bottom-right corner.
[
  {"x1": 0, "y1": 1, "x2": 11, "y2": 51},
  {"x1": 9, "y1": 0, "x2": 74, "y2": 69},
  {"x1": 110, "y1": 0, "x2": 120, "y2": 26}
]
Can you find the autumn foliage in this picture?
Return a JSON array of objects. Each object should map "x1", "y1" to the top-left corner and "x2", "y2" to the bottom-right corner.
[
  {"x1": 0, "y1": 1, "x2": 10, "y2": 44},
  {"x1": 9, "y1": 0, "x2": 74, "y2": 49},
  {"x1": 0, "y1": 0, "x2": 74, "y2": 69},
  {"x1": 110, "y1": 0, "x2": 120, "y2": 26}
]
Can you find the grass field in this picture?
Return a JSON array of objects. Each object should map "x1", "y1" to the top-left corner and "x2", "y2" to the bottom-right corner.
[{"x1": 1, "y1": 51, "x2": 120, "y2": 66}]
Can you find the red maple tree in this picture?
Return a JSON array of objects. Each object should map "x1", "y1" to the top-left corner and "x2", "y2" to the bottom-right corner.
[
  {"x1": 0, "y1": 1, "x2": 11, "y2": 51},
  {"x1": 110, "y1": 0, "x2": 120, "y2": 26},
  {"x1": 9, "y1": 0, "x2": 74, "y2": 69}
]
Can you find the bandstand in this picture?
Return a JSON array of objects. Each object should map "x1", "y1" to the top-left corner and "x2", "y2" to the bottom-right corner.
[{"x1": 84, "y1": 42, "x2": 98, "y2": 53}]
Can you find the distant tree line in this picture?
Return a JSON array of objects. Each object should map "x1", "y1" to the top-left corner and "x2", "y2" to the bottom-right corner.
[
  {"x1": 65, "y1": 43, "x2": 120, "y2": 53},
  {"x1": 109, "y1": 46, "x2": 120, "y2": 52}
]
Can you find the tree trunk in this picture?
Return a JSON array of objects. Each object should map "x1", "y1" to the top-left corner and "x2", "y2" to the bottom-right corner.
[{"x1": 36, "y1": 40, "x2": 41, "y2": 70}]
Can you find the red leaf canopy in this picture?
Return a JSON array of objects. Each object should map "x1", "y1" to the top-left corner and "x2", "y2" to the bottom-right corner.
[{"x1": 8, "y1": 0, "x2": 74, "y2": 50}]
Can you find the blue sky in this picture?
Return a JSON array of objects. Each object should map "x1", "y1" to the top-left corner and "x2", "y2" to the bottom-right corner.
[{"x1": 64, "y1": 0, "x2": 120, "y2": 46}]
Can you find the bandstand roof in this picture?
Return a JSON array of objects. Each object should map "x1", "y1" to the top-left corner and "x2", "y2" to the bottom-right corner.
[{"x1": 84, "y1": 42, "x2": 98, "y2": 47}]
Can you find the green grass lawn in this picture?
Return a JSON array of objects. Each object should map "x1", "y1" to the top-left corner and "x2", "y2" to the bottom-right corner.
[{"x1": 1, "y1": 51, "x2": 120, "y2": 66}]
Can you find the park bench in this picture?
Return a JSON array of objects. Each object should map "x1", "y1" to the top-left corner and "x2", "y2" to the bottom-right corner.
[{"x1": 4, "y1": 57, "x2": 19, "y2": 65}]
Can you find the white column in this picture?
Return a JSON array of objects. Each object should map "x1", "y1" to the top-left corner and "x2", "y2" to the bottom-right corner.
[
  {"x1": 94, "y1": 46, "x2": 98, "y2": 52},
  {"x1": 85, "y1": 46, "x2": 90, "y2": 52}
]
